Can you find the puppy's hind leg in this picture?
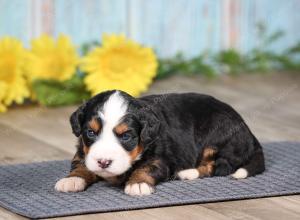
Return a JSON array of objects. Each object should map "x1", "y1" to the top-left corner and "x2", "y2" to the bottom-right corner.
[
  {"x1": 178, "y1": 147, "x2": 217, "y2": 180},
  {"x1": 231, "y1": 149, "x2": 265, "y2": 179},
  {"x1": 214, "y1": 158, "x2": 234, "y2": 176},
  {"x1": 177, "y1": 168, "x2": 200, "y2": 180}
]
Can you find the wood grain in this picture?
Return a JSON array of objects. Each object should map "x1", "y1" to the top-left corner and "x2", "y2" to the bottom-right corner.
[
  {"x1": 0, "y1": 106, "x2": 76, "y2": 154},
  {"x1": 202, "y1": 196, "x2": 300, "y2": 220},
  {"x1": 0, "y1": 207, "x2": 27, "y2": 220},
  {"x1": 0, "y1": 123, "x2": 71, "y2": 165}
]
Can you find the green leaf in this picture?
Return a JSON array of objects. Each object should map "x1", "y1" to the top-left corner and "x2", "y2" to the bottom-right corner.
[
  {"x1": 156, "y1": 53, "x2": 186, "y2": 79},
  {"x1": 215, "y1": 49, "x2": 245, "y2": 74},
  {"x1": 286, "y1": 41, "x2": 300, "y2": 54},
  {"x1": 32, "y1": 74, "x2": 91, "y2": 107},
  {"x1": 156, "y1": 52, "x2": 216, "y2": 79}
]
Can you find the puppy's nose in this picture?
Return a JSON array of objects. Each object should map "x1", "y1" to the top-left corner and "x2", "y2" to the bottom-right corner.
[{"x1": 97, "y1": 159, "x2": 112, "y2": 169}]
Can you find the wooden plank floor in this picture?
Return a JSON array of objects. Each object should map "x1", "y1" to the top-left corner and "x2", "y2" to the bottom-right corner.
[{"x1": 0, "y1": 73, "x2": 299, "y2": 220}]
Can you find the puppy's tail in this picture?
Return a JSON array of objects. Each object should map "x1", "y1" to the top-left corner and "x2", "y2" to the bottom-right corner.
[{"x1": 231, "y1": 146, "x2": 265, "y2": 179}]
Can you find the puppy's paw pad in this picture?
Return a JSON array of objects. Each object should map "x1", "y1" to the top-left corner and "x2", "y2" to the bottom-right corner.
[
  {"x1": 124, "y1": 183, "x2": 154, "y2": 196},
  {"x1": 55, "y1": 177, "x2": 86, "y2": 192},
  {"x1": 231, "y1": 168, "x2": 248, "y2": 179},
  {"x1": 178, "y1": 169, "x2": 199, "y2": 180}
]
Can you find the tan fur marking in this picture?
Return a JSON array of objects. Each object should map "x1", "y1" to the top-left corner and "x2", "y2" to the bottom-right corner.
[
  {"x1": 197, "y1": 161, "x2": 215, "y2": 177},
  {"x1": 78, "y1": 136, "x2": 90, "y2": 155},
  {"x1": 129, "y1": 145, "x2": 144, "y2": 161},
  {"x1": 68, "y1": 166, "x2": 98, "y2": 185},
  {"x1": 89, "y1": 118, "x2": 101, "y2": 133},
  {"x1": 114, "y1": 123, "x2": 129, "y2": 134},
  {"x1": 126, "y1": 160, "x2": 161, "y2": 186},
  {"x1": 197, "y1": 147, "x2": 217, "y2": 177},
  {"x1": 203, "y1": 148, "x2": 216, "y2": 159},
  {"x1": 83, "y1": 144, "x2": 89, "y2": 155},
  {"x1": 73, "y1": 154, "x2": 81, "y2": 161},
  {"x1": 127, "y1": 168, "x2": 155, "y2": 185},
  {"x1": 80, "y1": 137, "x2": 90, "y2": 155}
]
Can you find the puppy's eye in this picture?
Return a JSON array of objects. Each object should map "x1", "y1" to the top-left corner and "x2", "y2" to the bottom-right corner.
[
  {"x1": 119, "y1": 132, "x2": 131, "y2": 141},
  {"x1": 87, "y1": 129, "x2": 96, "y2": 139}
]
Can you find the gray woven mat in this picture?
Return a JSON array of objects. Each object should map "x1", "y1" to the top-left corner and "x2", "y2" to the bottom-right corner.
[{"x1": 0, "y1": 142, "x2": 299, "y2": 219}]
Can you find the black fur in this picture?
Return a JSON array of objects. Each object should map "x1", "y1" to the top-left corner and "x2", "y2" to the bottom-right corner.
[{"x1": 70, "y1": 90, "x2": 265, "y2": 185}]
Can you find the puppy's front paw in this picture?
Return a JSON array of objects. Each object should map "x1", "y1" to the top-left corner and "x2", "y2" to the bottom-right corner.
[
  {"x1": 124, "y1": 182, "x2": 154, "y2": 196},
  {"x1": 55, "y1": 177, "x2": 86, "y2": 192}
]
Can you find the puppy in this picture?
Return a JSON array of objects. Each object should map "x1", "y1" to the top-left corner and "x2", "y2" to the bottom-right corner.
[{"x1": 55, "y1": 90, "x2": 265, "y2": 196}]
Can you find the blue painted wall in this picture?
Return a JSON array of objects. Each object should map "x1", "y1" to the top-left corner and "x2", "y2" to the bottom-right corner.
[{"x1": 0, "y1": 0, "x2": 299, "y2": 57}]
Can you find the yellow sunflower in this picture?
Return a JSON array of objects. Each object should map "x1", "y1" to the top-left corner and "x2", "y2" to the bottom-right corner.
[
  {"x1": 26, "y1": 34, "x2": 78, "y2": 81},
  {"x1": 81, "y1": 34, "x2": 158, "y2": 97},
  {"x1": 0, "y1": 37, "x2": 29, "y2": 112}
]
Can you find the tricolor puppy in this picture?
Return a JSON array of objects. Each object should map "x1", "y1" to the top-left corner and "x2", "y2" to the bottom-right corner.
[{"x1": 55, "y1": 90, "x2": 265, "y2": 196}]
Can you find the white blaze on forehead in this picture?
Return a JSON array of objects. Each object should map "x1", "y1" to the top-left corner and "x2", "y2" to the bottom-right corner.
[
  {"x1": 85, "y1": 91, "x2": 131, "y2": 178},
  {"x1": 100, "y1": 91, "x2": 128, "y2": 126}
]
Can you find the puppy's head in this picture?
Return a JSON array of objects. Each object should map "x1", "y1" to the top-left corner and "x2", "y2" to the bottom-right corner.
[{"x1": 70, "y1": 90, "x2": 159, "y2": 178}]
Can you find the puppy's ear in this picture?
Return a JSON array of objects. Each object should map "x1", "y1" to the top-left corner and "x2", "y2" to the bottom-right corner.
[
  {"x1": 139, "y1": 110, "x2": 160, "y2": 149},
  {"x1": 70, "y1": 103, "x2": 86, "y2": 137}
]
